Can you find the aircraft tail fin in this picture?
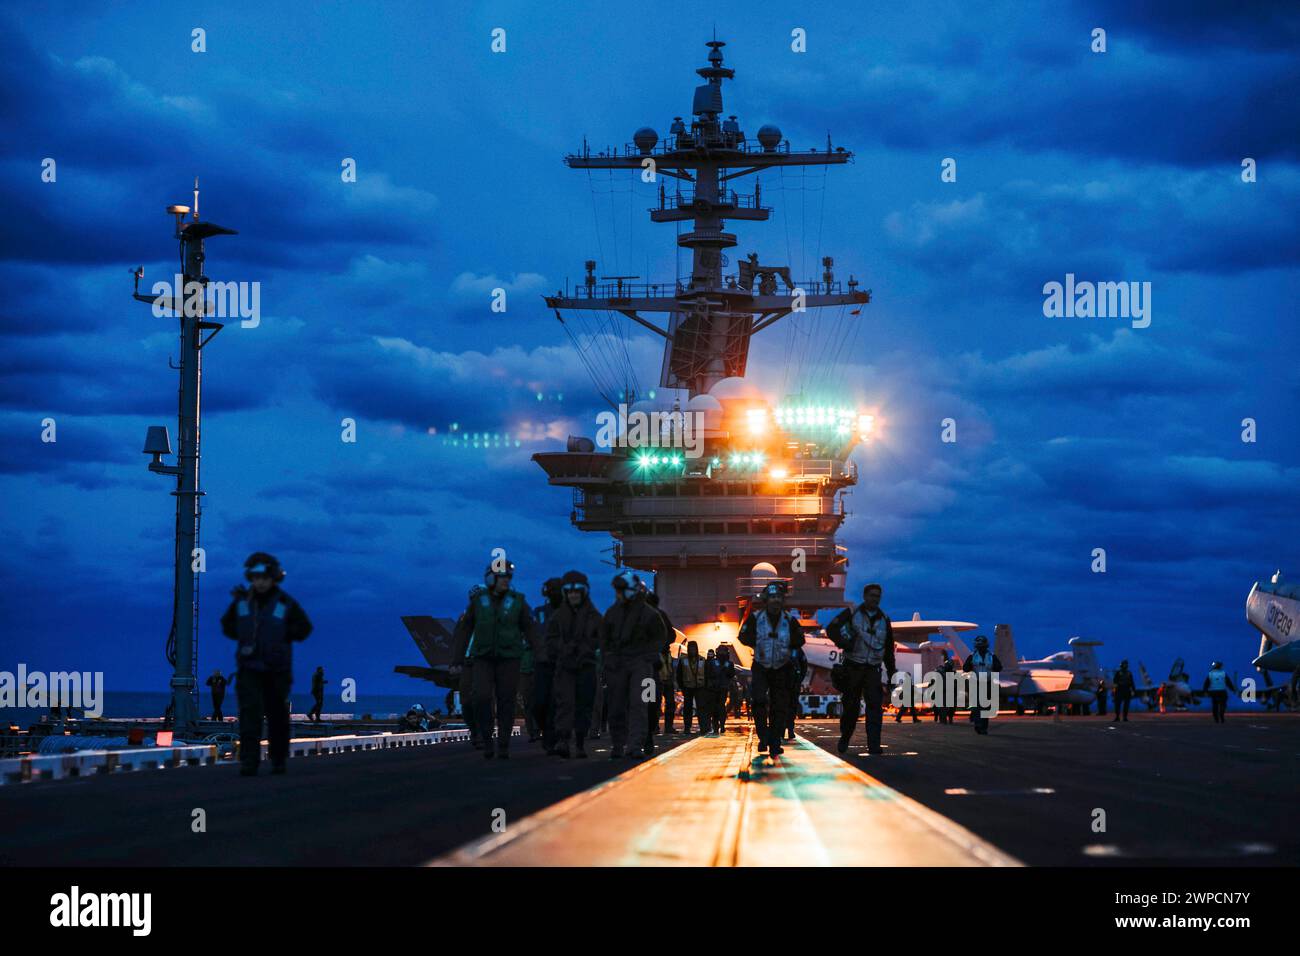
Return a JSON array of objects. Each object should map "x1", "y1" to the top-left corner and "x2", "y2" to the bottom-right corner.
[
  {"x1": 1066, "y1": 637, "x2": 1103, "y2": 681},
  {"x1": 994, "y1": 623, "x2": 1017, "y2": 666},
  {"x1": 939, "y1": 627, "x2": 972, "y2": 664},
  {"x1": 401, "y1": 615, "x2": 457, "y2": 668},
  {"x1": 1138, "y1": 661, "x2": 1155, "y2": 689}
]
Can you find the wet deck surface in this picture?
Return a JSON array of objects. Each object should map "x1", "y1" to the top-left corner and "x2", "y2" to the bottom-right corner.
[
  {"x1": 800, "y1": 712, "x2": 1299, "y2": 866},
  {"x1": 1, "y1": 712, "x2": 1295, "y2": 866},
  {"x1": 0, "y1": 731, "x2": 687, "y2": 866},
  {"x1": 432, "y1": 729, "x2": 1018, "y2": 866}
]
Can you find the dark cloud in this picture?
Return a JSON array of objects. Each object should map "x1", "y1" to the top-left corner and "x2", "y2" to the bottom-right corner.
[
  {"x1": 756, "y1": 13, "x2": 1300, "y2": 168},
  {"x1": 1085, "y1": 0, "x2": 1300, "y2": 52},
  {"x1": 0, "y1": 26, "x2": 438, "y2": 271},
  {"x1": 0, "y1": 414, "x2": 127, "y2": 487}
]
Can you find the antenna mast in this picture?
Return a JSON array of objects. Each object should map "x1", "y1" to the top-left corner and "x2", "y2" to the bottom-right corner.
[
  {"x1": 546, "y1": 39, "x2": 870, "y2": 397},
  {"x1": 133, "y1": 187, "x2": 237, "y2": 735}
]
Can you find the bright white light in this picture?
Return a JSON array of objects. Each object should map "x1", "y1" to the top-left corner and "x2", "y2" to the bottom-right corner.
[
  {"x1": 858, "y1": 413, "x2": 875, "y2": 440},
  {"x1": 746, "y1": 407, "x2": 768, "y2": 435},
  {"x1": 769, "y1": 466, "x2": 788, "y2": 480}
]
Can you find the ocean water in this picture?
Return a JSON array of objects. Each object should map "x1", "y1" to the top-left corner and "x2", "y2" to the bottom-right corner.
[{"x1": 2, "y1": 689, "x2": 462, "y2": 731}]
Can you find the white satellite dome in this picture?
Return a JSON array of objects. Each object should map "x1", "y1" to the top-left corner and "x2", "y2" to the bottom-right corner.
[
  {"x1": 685, "y1": 393, "x2": 724, "y2": 430},
  {"x1": 708, "y1": 377, "x2": 763, "y2": 402},
  {"x1": 750, "y1": 561, "x2": 779, "y2": 579}
]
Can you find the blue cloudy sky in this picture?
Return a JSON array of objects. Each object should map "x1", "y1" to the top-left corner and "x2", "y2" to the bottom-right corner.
[{"x1": 1, "y1": 0, "x2": 1296, "y2": 696}]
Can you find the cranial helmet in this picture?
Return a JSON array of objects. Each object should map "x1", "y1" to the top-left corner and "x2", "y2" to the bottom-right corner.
[
  {"x1": 244, "y1": 552, "x2": 285, "y2": 582},
  {"x1": 484, "y1": 560, "x2": 516, "y2": 586},
  {"x1": 763, "y1": 580, "x2": 789, "y2": 600},
  {"x1": 612, "y1": 570, "x2": 641, "y2": 592},
  {"x1": 561, "y1": 570, "x2": 589, "y2": 593}
]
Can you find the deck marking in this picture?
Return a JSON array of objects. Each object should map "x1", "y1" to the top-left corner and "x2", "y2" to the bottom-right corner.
[
  {"x1": 427, "y1": 736, "x2": 705, "y2": 865},
  {"x1": 431, "y1": 730, "x2": 1022, "y2": 866}
]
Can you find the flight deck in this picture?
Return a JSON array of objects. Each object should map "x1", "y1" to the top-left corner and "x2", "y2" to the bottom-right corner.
[{"x1": 1, "y1": 713, "x2": 1293, "y2": 868}]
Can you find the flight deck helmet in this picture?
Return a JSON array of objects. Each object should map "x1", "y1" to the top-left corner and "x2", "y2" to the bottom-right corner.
[
  {"x1": 483, "y1": 560, "x2": 516, "y2": 587},
  {"x1": 611, "y1": 570, "x2": 641, "y2": 593},
  {"x1": 973, "y1": 634, "x2": 990, "y2": 652},
  {"x1": 244, "y1": 552, "x2": 285, "y2": 583},
  {"x1": 561, "y1": 570, "x2": 589, "y2": 589}
]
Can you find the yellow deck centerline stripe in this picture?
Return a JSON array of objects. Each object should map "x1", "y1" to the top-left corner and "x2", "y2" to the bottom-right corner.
[
  {"x1": 430, "y1": 729, "x2": 1024, "y2": 867},
  {"x1": 710, "y1": 731, "x2": 752, "y2": 866},
  {"x1": 426, "y1": 736, "x2": 707, "y2": 866}
]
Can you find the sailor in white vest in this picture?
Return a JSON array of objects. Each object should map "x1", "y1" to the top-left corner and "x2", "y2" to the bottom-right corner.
[
  {"x1": 827, "y1": 583, "x2": 896, "y2": 755},
  {"x1": 961, "y1": 635, "x2": 1003, "y2": 735},
  {"x1": 1202, "y1": 660, "x2": 1229, "y2": 723},
  {"x1": 737, "y1": 579, "x2": 805, "y2": 757}
]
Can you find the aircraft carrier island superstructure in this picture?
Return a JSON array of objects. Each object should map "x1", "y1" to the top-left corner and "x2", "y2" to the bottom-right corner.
[{"x1": 533, "y1": 40, "x2": 874, "y2": 656}]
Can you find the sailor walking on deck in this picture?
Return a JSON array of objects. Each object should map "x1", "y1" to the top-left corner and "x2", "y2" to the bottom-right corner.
[
  {"x1": 546, "y1": 571, "x2": 601, "y2": 758},
  {"x1": 205, "y1": 668, "x2": 228, "y2": 722},
  {"x1": 697, "y1": 649, "x2": 718, "y2": 735},
  {"x1": 601, "y1": 571, "x2": 667, "y2": 759},
  {"x1": 462, "y1": 560, "x2": 536, "y2": 760},
  {"x1": 962, "y1": 635, "x2": 1002, "y2": 735},
  {"x1": 894, "y1": 658, "x2": 921, "y2": 723},
  {"x1": 308, "y1": 666, "x2": 327, "y2": 722},
  {"x1": 676, "y1": 640, "x2": 705, "y2": 734},
  {"x1": 653, "y1": 640, "x2": 676, "y2": 736},
  {"x1": 738, "y1": 580, "x2": 804, "y2": 757},
  {"x1": 530, "y1": 578, "x2": 564, "y2": 751},
  {"x1": 934, "y1": 653, "x2": 957, "y2": 724},
  {"x1": 1112, "y1": 660, "x2": 1135, "y2": 722},
  {"x1": 827, "y1": 583, "x2": 895, "y2": 756},
  {"x1": 706, "y1": 644, "x2": 736, "y2": 736},
  {"x1": 647, "y1": 592, "x2": 677, "y2": 737},
  {"x1": 1203, "y1": 661, "x2": 1230, "y2": 723},
  {"x1": 221, "y1": 552, "x2": 313, "y2": 776}
]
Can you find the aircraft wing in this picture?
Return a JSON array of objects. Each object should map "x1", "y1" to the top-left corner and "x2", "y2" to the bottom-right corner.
[
  {"x1": 892, "y1": 619, "x2": 977, "y2": 641},
  {"x1": 1004, "y1": 669, "x2": 1075, "y2": 698},
  {"x1": 393, "y1": 664, "x2": 458, "y2": 690},
  {"x1": 1008, "y1": 671, "x2": 1071, "y2": 697}
]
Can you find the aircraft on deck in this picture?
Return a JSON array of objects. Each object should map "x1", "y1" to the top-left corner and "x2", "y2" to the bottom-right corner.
[
  {"x1": 990, "y1": 624, "x2": 1097, "y2": 713},
  {"x1": 394, "y1": 615, "x2": 460, "y2": 690},
  {"x1": 799, "y1": 613, "x2": 978, "y2": 704},
  {"x1": 1133, "y1": 658, "x2": 1203, "y2": 710},
  {"x1": 1246, "y1": 570, "x2": 1300, "y2": 708}
]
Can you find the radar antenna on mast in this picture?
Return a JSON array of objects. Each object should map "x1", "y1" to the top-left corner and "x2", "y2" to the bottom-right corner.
[{"x1": 546, "y1": 38, "x2": 871, "y2": 398}]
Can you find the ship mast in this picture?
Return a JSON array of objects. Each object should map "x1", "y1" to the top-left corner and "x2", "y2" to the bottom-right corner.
[
  {"x1": 536, "y1": 40, "x2": 875, "y2": 649},
  {"x1": 546, "y1": 39, "x2": 869, "y2": 396}
]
